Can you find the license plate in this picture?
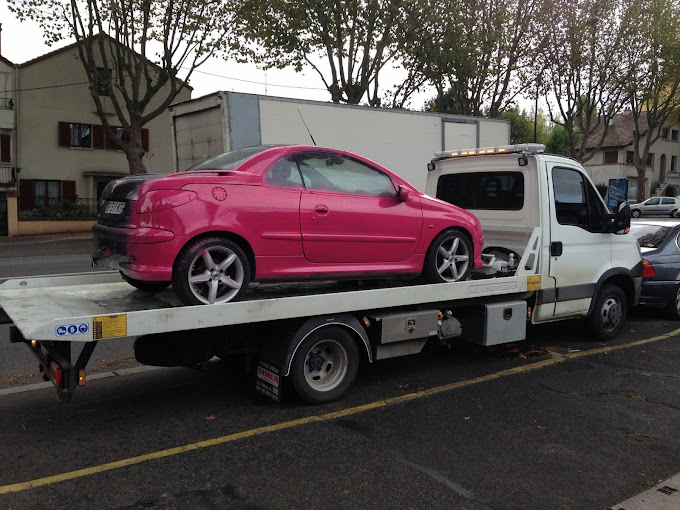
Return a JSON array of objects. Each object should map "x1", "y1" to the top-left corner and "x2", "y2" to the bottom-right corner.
[{"x1": 104, "y1": 201, "x2": 125, "y2": 215}]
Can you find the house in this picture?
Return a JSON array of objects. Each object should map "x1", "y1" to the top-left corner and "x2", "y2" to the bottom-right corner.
[
  {"x1": 0, "y1": 31, "x2": 191, "y2": 236},
  {"x1": 581, "y1": 112, "x2": 680, "y2": 200}
]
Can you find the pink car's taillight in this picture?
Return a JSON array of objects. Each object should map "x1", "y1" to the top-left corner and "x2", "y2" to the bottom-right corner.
[{"x1": 136, "y1": 190, "x2": 197, "y2": 214}]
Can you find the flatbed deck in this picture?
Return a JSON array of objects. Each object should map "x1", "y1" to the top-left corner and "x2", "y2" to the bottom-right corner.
[{"x1": 0, "y1": 271, "x2": 533, "y2": 342}]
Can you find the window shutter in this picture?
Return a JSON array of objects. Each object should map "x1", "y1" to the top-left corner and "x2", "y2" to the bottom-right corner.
[
  {"x1": 93, "y1": 125, "x2": 105, "y2": 149},
  {"x1": 142, "y1": 129, "x2": 149, "y2": 152},
  {"x1": 58, "y1": 122, "x2": 71, "y2": 147},
  {"x1": 0, "y1": 134, "x2": 9, "y2": 163},
  {"x1": 19, "y1": 178, "x2": 35, "y2": 210},
  {"x1": 105, "y1": 126, "x2": 118, "y2": 150},
  {"x1": 61, "y1": 180, "x2": 76, "y2": 200}
]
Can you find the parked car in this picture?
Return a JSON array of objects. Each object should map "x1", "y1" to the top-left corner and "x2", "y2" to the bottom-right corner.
[
  {"x1": 93, "y1": 145, "x2": 484, "y2": 305},
  {"x1": 630, "y1": 220, "x2": 680, "y2": 319},
  {"x1": 630, "y1": 196, "x2": 680, "y2": 218}
]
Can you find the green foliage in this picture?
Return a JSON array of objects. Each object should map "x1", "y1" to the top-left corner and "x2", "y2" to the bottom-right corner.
[
  {"x1": 595, "y1": 183, "x2": 608, "y2": 198},
  {"x1": 501, "y1": 108, "x2": 534, "y2": 144},
  {"x1": 21, "y1": 200, "x2": 98, "y2": 221},
  {"x1": 233, "y1": 0, "x2": 404, "y2": 106},
  {"x1": 545, "y1": 125, "x2": 572, "y2": 156}
]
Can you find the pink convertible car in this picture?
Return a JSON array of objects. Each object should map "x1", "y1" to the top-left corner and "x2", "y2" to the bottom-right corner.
[{"x1": 93, "y1": 146, "x2": 484, "y2": 305}]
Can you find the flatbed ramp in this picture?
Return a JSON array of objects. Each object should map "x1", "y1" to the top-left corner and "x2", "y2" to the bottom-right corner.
[{"x1": 0, "y1": 271, "x2": 532, "y2": 342}]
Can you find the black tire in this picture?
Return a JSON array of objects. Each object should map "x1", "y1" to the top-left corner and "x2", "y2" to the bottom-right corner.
[
  {"x1": 289, "y1": 326, "x2": 359, "y2": 404},
  {"x1": 672, "y1": 209, "x2": 678, "y2": 218},
  {"x1": 589, "y1": 284, "x2": 627, "y2": 340},
  {"x1": 172, "y1": 236, "x2": 251, "y2": 306},
  {"x1": 423, "y1": 229, "x2": 473, "y2": 283},
  {"x1": 631, "y1": 209, "x2": 641, "y2": 218},
  {"x1": 121, "y1": 272, "x2": 170, "y2": 292},
  {"x1": 665, "y1": 285, "x2": 680, "y2": 320}
]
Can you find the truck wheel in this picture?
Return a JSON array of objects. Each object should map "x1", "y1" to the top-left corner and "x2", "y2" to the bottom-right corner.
[
  {"x1": 289, "y1": 326, "x2": 359, "y2": 404},
  {"x1": 665, "y1": 285, "x2": 680, "y2": 320},
  {"x1": 631, "y1": 209, "x2": 641, "y2": 218},
  {"x1": 589, "y1": 284, "x2": 627, "y2": 340},
  {"x1": 423, "y1": 230, "x2": 472, "y2": 283},
  {"x1": 172, "y1": 237, "x2": 250, "y2": 305},
  {"x1": 121, "y1": 272, "x2": 170, "y2": 292}
]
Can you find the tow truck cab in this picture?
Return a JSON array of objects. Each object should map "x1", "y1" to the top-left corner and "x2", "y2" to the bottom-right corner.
[{"x1": 425, "y1": 143, "x2": 642, "y2": 336}]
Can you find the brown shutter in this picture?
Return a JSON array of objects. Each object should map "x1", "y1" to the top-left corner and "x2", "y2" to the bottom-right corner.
[
  {"x1": 19, "y1": 178, "x2": 34, "y2": 210},
  {"x1": 61, "y1": 180, "x2": 76, "y2": 200},
  {"x1": 58, "y1": 122, "x2": 71, "y2": 147},
  {"x1": 105, "y1": 126, "x2": 118, "y2": 150},
  {"x1": 0, "y1": 134, "x2": 9, "y2": 163},
  {"x1": 93, "y1": 125, "x2": 105, "y2": 149},
  {"x1": 141, "y1": 128, "x2": 149, "y2": 152}
]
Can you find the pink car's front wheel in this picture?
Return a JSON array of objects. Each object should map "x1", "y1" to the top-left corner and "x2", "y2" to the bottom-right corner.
[
  {"x1": 172, "y1": 237, "x2": 251, "y2": 305},
  {"x1": 423, "y1": 229, "x2": 473, "y2": 283}
]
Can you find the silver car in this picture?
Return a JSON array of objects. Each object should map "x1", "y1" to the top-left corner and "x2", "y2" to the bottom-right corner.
[{"x1": 630, "y1": 197, "x2": 680, "y2": 218}]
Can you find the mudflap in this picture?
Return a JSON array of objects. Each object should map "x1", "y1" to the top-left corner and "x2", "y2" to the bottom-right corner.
[{"x1": 255, "y1": 334, "x2": 290, "y2": 403}]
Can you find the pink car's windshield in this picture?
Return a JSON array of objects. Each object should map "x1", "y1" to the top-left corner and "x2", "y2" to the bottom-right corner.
[{"x1": 187, "y1": 146, "x2": 275, "y2": 171}]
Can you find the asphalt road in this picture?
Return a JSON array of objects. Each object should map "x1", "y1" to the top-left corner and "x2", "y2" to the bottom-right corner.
[
  {"x1": 0, "y1": 314, "x2": 678, "y2": 510},
  {"x1": 1, "y1": 230, "x2": 680, "y2": 509}
]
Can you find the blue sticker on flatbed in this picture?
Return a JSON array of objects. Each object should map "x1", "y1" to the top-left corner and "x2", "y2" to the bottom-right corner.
[{"x1": 56, "y1": 323, "x2": 89, "y2": 336}]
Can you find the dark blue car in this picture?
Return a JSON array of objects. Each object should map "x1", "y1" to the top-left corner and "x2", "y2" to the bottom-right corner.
[{"x1": 630, "y1": 220, "x2": 680, "y2": 319}]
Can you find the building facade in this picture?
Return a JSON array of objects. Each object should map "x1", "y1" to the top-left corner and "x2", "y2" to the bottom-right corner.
[
  {"x1": 0, "y1": 34, "x2": 191, "y2": 235},
  {"x1": 582, "y1": 112, "x2": 680, "y2": 200}
]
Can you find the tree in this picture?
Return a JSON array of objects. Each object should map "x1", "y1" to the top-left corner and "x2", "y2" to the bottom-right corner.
[
  {"x1": 545, "y1": 125, "x2": 571, "y2": 156},
  {"x1": 538, "y1": 0, "x2": 629, "y2": 163},
  {"x1": 621, "y1": 0, "x2": 680, "y2": 202},
  {"x1": 8, "y1": 0, "x2": 231, "y2": 174},
  {"x1": 501, "y1": 108, "x2": 533, "y2": 144},
  {"x1": 233, "y1": 0, "x2": 405, "y2": 106},
  {"x1": 399, "y1": 0, "x2": 541, "y2": 117}
]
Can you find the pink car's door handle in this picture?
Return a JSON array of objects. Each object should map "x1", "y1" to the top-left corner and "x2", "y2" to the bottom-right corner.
[{"x1": 315, "y1": 204, "x2": 329, "y2": 215}]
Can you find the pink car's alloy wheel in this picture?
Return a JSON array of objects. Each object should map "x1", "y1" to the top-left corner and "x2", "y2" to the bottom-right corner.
[
  {"x1": 188, "y1": 246, "x2": 245, "y2": 304},
  {"x1": 434, "y1": 233, "x2": 471, "y2": 282}
]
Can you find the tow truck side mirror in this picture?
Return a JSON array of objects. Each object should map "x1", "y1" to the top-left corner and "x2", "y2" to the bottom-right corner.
[{"x1": 612, "y1": 200, "x2": 631, "y2": 234}]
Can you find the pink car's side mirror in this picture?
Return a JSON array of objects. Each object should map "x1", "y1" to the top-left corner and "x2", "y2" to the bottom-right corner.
[{"x1": 398, "y1": 185, "x2": 410, "y2": 202}]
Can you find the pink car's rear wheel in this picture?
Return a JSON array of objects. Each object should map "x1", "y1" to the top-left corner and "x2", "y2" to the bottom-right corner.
[
  {"x1": 172, "y1": 237, "x2": 251, "y2": 305},
  {"x1": 423, "y1": 230, "x2": 472, "y2": 283}
]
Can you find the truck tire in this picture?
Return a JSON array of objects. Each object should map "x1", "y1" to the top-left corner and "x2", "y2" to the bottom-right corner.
[
  {"x1": 423, "y1": 229, "x2": 473, "y2": 283},
  {"x1": 589, "y1": 284, "x2": 627, "y2": 340},
  {"x1": 289, "y1": 326, "x2": 359, "y2": 404},
  {"x1": 172, "y1": 236, "x2": 250, "y2": 305},
  {"x1": 121, "y1": 272, "x2": 170, "y2": 292}
]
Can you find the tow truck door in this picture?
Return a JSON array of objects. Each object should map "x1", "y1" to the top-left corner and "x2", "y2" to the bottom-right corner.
[{"x1": 546, "y1": 163, "x2": 612, "y2": 317}]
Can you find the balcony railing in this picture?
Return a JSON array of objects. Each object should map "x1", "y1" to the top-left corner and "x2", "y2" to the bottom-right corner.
[
  {"x1": 0, "y1": 97, "x2": 13, "y2": 109},
  {"x1": 18, "y1": 197, "x2": 99, "y2": 221},
  {"x1": 0, "y1": 165, "x2": 16, "y2": 187}
]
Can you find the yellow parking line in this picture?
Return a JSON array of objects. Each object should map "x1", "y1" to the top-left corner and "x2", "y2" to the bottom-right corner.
[{"x1": 2, "y1": 327, "x2": 679, "y2": 496}]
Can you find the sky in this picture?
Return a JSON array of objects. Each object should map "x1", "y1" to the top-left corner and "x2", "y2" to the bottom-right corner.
[{"x1": 0, "y1": 2, "x2": 434, "y2": 109}]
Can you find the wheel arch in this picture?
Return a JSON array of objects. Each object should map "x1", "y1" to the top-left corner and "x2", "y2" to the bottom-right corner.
[
  {"x1": 283, "y1": 314, "x2": 372, "y2": 377},
  {"x1": 586, "y1": 265, "x2": 641, "y2": 317},
  {"x1": 174, "y1": 230, "x2": 257, "y2": 278}
]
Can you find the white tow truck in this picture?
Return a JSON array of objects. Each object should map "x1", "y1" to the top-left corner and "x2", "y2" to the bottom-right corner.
[{"x1": 0, "y1": 144, "x2": 641, "y2": 404}]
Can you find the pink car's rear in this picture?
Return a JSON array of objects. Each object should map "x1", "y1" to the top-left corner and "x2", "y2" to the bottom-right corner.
[{"x1": 93, "y1": 145, "x2": 484, "y2": 305}]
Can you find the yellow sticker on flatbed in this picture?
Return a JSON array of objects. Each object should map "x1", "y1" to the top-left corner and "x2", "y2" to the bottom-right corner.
[
  {"x1": 527, "y1": 275, "x2": 541, "y2": 291},
  {"x1": 92, "y1": 314, "x2": 127, "y2": 339}
]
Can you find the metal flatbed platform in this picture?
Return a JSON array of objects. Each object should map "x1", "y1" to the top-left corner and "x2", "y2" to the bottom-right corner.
[{"x1": 0, "y1": 271, "x2": 532, "y2": 342}]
